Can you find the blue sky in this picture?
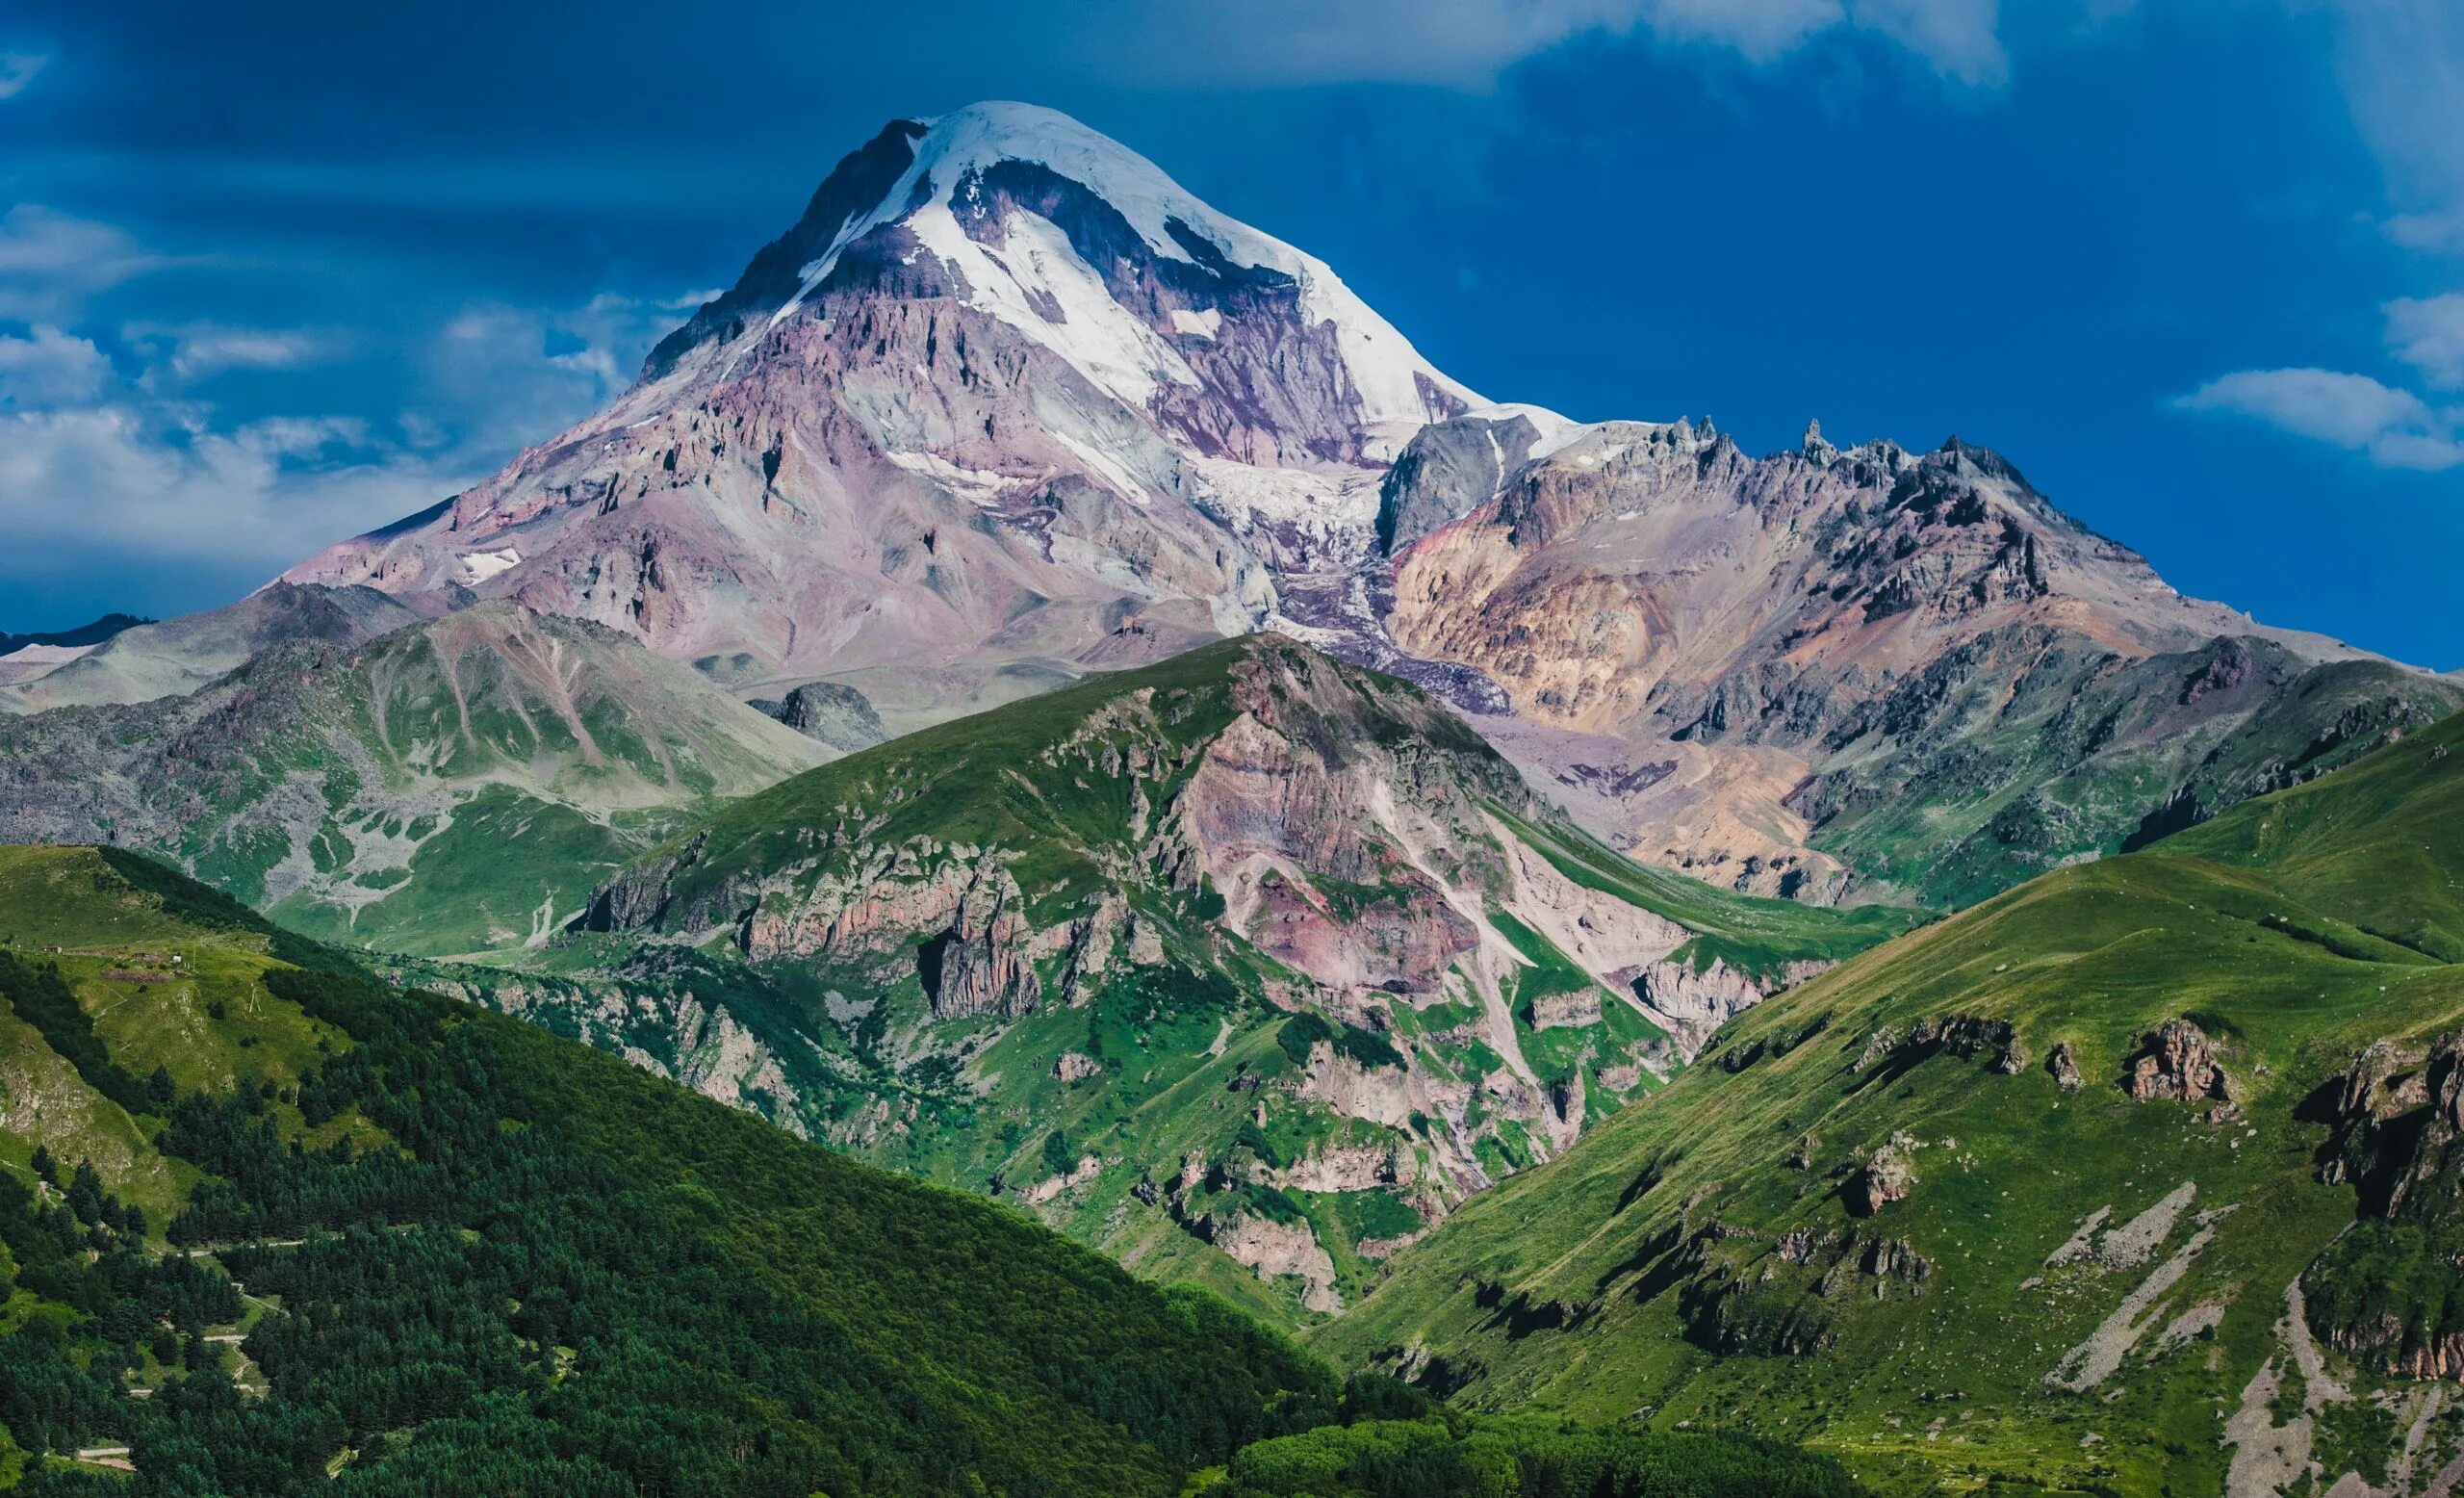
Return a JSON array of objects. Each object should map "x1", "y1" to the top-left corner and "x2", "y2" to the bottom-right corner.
[{"x1": 3, "y1": 0, "x2": 2460, "y2": 664}]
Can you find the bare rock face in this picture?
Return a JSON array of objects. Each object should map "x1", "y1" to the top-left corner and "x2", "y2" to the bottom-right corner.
[
  {"x1": 1382, "y1": 416, "x2": 2451, "y2": 905},
  {"x1": 737, "y1": 841, "x2": 977, "y2": 962},
  {"x1": 1626, "y1": 957, "x2": 1830, "y2": 1056},
  {"x1": 928, "y1": 858, "x2": 1040, "y2": 1020},
  {"x1": 1849, "y1": 1144, "x2": 1917, "y2": 1217},
  {"x1": 2123, "y1": 1020, "x2": 2231, "y2": 1103},
  {"x1": 1527, "y1": 990, "x2": 1603, "y2": 1031},
  {"x1": 1161, "y1": 646, "x2": 1516, "y2": 998},
  {"x1": 1195, "y1": 1210, "x2": 1342, "y2": 1313},
  {"x1": 579, "y1": 832, "x2": 706, "y2": 933},
  {"x1": 757, "y1": 681, "x2": 886, "y2": 753},
  {"x1": 2047, "y1": 1041, "x2": 2084, "y2": 1093},
  {"x1": 1052, "y1": 1051, "x2": 1103, "y2": 1084}
]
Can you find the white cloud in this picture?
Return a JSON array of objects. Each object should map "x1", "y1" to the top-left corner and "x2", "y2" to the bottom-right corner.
[
  {"x1": 123, "y1": 321, "x2": 345, "y2": 380},
  {"x1": 2174, "y1": 367, "x2": 2464, "y2": 471},
  {"x1": 0, "y1": 276, "x2": 698, "y2": 595},
  {"x1": 0, "y1": 326, "x2": 112, "y2": 406},
  {"x1": 2333, "y1": 0, "x2": 2464, "y2": 243},
  {"x1": 1851, "y1": 0, "x2": 2007, "y2": 87},
  {"x1": 0, "y1": 206, "x2": 172, "y2": 322},
  {"x1": 0, "y1": 52, "x2": 44, "y2": 100},
  {"x1": 2385, "y1": 294, "x2": 2464, "y2": 390},
  {"x1": 0, "y1": 404, "x2": 470, "y2": 577},
  {"x1": 421, "y1": 293, "x2": 681, "y2": 453}
]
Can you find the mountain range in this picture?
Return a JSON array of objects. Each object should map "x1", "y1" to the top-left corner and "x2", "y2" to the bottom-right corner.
[
  {"x1": 3, "y1": 100, "x2": 2461, "y2": 1494},
  {"x1": 262, "y1": 99, "x2": 2460, "y2": 907}
]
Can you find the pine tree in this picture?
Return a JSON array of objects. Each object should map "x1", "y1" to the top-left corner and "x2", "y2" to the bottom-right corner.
[
  {"x1": 66, "y1": 1159, "x2": 104, "y2": 1224},
  {"x1": 29, "y1": 1142, "x2": 56, "y2": 1186},
  {"x1": 147, "y1": 1064, "x2": 176, "y2": 1107}
]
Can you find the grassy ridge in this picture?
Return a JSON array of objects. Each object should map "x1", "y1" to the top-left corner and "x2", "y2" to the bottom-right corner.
[
  {"x1": 1485, "y1": 800, "x2": 1930, "y2": 981},
  {"x1": 1323, "y1": 711, "x2": 2464, "y2": 1493}
]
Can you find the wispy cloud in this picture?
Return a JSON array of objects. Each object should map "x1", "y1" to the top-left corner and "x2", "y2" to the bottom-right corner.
[
  {"x1": 2385, "y1": 295, "x2": 2464, "y2": 391},
  {"x1": 124, "y1": 321, "x2": 346, "y2": 380},
  {"x1": 2169, "y1": 3, "x2": 2464, "y2": 478},
  {"x1": 0, "y1": 277, "x2": 701, "y2": 601},
  {"x1": 0, "y1": 205, "x2": 176, "y2": 321},
  {"x1": 0, "y1": 52, "x2": 45, "y2": 100},
  {"x1": 2174, "y1": 368, "x2": 2463, "y2": 472}
]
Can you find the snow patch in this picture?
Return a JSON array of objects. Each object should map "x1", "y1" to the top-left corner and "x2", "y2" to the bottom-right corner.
[
  {"x1": 1051, "y1": 428, "x2": 1154, "y2": 506},
  {"x1": 0, "y1": 642, "x2": 97, "y2": 665},
  {"x1": 1169, "y1": 306, "x2": 1221, "y2": 339},
  {"x1": 457, "y1": 548, "x2": 521, "y2": 584},
  {"x1": 884, "y1": 450, "x2": 1011, "y2": 507}
]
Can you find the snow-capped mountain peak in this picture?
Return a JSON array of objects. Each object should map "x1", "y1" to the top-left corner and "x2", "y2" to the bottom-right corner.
[{"x1": 698, "y1": 101, "x2": 1479, "y2": 428}]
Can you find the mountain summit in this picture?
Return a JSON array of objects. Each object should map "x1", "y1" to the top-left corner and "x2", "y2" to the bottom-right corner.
[
  {"x1": 286, "y1": 101, "x2": 1479, "y2": 720},
  {"x1": 651, "y1": 102, "x2": 1478, "y2": 431}
]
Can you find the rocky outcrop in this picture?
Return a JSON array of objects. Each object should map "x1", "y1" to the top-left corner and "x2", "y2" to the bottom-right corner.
[
  {"x1": 2317, "y1": 1033, "x2": 2464, "y2": 1218},
  {"x1": 1025, "y1": 1153, "x2": 1103, "y2": 1204},
  {"x1": 1527, "y1": 989, "x2": 1603, "y2": 1031},
  {"x1": 1909, "y1": 1014, "x2": 2027, "y2": 1074},
  {"x1": 928, "y1": 858, "x2": 1040, "y2": 1020},
  {"x1": 1194, "y1": 1211, "x2": 1342, "y2": 1314},
  {"x1": 2302, "y1": 1035, "x2": 2464, "y2": 1380},
  {"x1": 2047, "y1": 1041, "x2": 2083, "y2": 1093},
  {"x1": 2123, "y1": 1020, "x2": 2231, "y2": 1103},
  {"x1": 1052, "y1": 1051, "x2": 1103, "y2": 1084},
  {"x1": 1848, "y1": 1143, "x2": 1917, "y2": 1217},
  {"x1": 579, "y1": 832, "x2": 708, "y2": 933},
  {"x1": 1056, "y1": 892, "x2": 1127, "y2": 1006},
  {"x1": 756, "y1": 681, "x2": 886, "y2": 753},
  {"x1": 1279, "y1": 1143, "x2": 1414, "y2": 1194}
]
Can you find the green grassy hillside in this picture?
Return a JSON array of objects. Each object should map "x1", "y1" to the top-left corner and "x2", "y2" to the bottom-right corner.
[
  {"x1": 0, "y1": 604, "x2": 823, "y2": 957},
  {"x1": 0, "y1": 845, "x2": 1859, "y2": 1496},
  {"x1": 0, "y1": 846, "x2": 1322, "y2": 1492},
  {"x1": 1322, "y1": 713, "x2": 2464, "y2": 1494},
  {"x1": 471, "y1": 635, "x2": 1918, "y2": 1324}
]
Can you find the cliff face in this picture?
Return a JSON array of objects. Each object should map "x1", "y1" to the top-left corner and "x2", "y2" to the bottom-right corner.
[
  {"x1": 2305, "y1": 1033, "x2": 2464, "y2": 1380},
  {"x1": 525, "y1": 636, "x2": 1898, "y2": 1319},
  {"x1": 1381, "y1": 418, "x2": 2462, "y2": 905}
]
